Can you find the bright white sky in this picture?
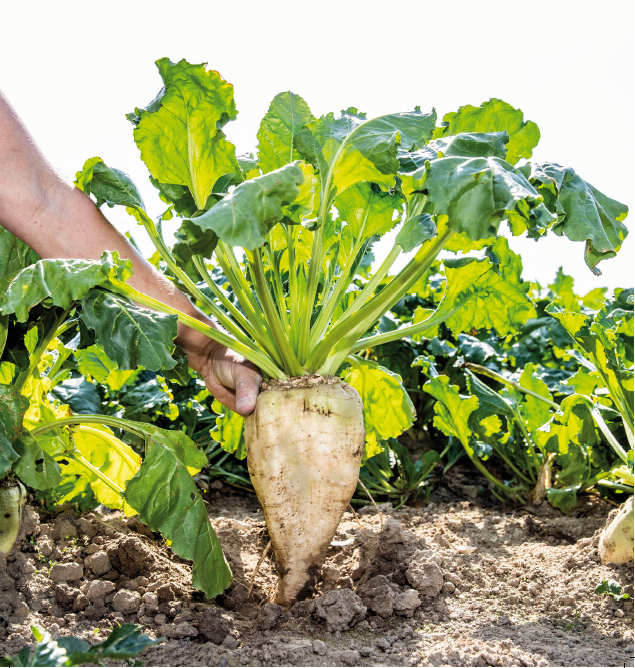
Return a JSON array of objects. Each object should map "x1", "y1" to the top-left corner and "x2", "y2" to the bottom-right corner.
[{"x1": 1, "y1": 0, "x2": 633, "y2": 296}]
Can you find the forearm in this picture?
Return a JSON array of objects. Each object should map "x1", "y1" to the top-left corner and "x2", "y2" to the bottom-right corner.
[{"x1": 0, "y1": 90, "x2": 214, "y2": 365}]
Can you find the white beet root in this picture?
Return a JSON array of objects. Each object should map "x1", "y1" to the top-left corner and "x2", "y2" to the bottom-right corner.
[
  {"x1": 598, "y1": 495, "x2": 634, "y2": 565},
  {"x1": 0, "y1": 481, "x2": 26, "y2": 555},
  {"x1": 245, "y1": 379, "x2": 364, "y2": 608}
]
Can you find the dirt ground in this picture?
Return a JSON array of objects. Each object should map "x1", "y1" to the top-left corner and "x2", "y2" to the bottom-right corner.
[{"x1": 0, "y1": 483, "x2": 632, "y2": 667}]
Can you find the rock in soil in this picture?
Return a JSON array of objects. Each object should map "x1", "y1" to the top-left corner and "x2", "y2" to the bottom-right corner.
[{"x1": 0, "y1": 487, "x2": 631, "y2": 667}]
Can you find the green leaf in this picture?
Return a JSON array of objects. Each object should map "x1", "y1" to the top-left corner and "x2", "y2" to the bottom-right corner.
[
  {"x1": 547, "y1": 304, "x2": 633, "y2": 427},
  {"x1": 396, "y1": 214, "x2": 437, "y2": 253},
  {"x1": 74, "y1": 345, "x2": 138, "y2": 391},
  {"x1": 63, "y1": 426, "x2": 140, "y2": 515},
  {"x1": 161, "y1": 345, "x2": 190, "y2": 386},
  {"x1": 119, "y1": 378, "x2": 172, "y2": 420},
  {"x1": 295, "y1": 108, "x2": 436, "y2": 199},
  {"x1": 282, "y1": 161, "x2": 320, "y2": 224},
  {"x1": 150, "y1": 177, "x2": 198, "y2": 218},
  {"x1": 536, "y1": 394, "x2": 597, "y2": 455},
  {"x1": 518, "y1": 363, "x2": 553, "y2": 431},
  {"x1": 440, "y1": 236, "x2": 537, "y2": 336},
  {"x1": 124, "y1": 423, "x2": 232, "y2": 598},
  {"x1": 422, "y1": 157, "x2": 556, "y2": 241},
  {"x1": 173, "y1": 218, "x2": 218, "y2": 262},
  {"x1": 434, "y1": 98, "x2": 540, "y2": 165},
  {"x1": 80, "y1": 289, "x2": 178, "y2": 372},
  {"x1": 0, "y1": 383, "x2": 29, "y2": 478},
  {"x1": 465, "y1": 370, "x2": 515, "y2": 419},
  {"x1": 0, "y1": 383, "x2": 28, "y2": 443},
  {"x1": 0, "y1": 321, "x2": 30, "y2": 372},
  {"x1": 74, "y1": 158, "x2": 144, "y2": 210},
  {"x1": 422, "y1": 375, "x2": 479, "y2": 451},
  {"x1": 595, "y1": 579, "x2": 630, "y2": 601},
  {"x1": 0, "y1": 252, "x2": 133, "y2": 322},
  {"x1": 404, "y1": 309, "x2": 437, "y2": 343},
  {"x1": 12, "y1": 430, "x2": 62, "y2": 490},
  {"x1": 0, "y1": 225, "x2": 39, "y2": 281},
  {"x1": 184, "y1": 162, "x2": 304, "y2": 250},
  {"x1": 398, "y1": 131, "x2": 509, "y2": 171},
  {"x1": 335, "y1": 182, "x2": 402, "y2": 245},
  {"x1": 257, "y1": 92, "x2": 315, "y2": 173},
  {"x1": 3, "y1": 625, "x2": 68, "y2": 666},
  {"x1": 545, "y1": 485, "x2": 579, "y2": 513},
  {"x1": 131, "y1": 58, "x2": 240, "y2": 210},
  {"x1": 0, "y1": 431, "x2": 20, "y2": 476},
  {"x1": 211, "y1": 399, "x2": 245, "y2": 459},
  {"x1": 341, "y1": 357, "x2": 415, "y2": 455},
  {"x1": 565, "y1": 368, "x2": 600, "y2": 396},
  {"x1": 65, "y1": 624, "x2": 162, "y2": 664},
  {"x1": 51, "y1": 378, "x2": 102, "y2": 414},
  {"x1": 529, "y1": 162, "x2": 629, "y2": 275}
]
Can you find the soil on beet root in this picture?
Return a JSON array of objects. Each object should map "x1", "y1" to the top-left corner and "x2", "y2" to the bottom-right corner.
[{"x1": 0, "y1": 482, "x2": 632, "y2": 667}]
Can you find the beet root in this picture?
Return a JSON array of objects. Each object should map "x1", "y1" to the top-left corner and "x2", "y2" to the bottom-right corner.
[{"x1": 245, "y1": 379, "x2": 364, "y2": 608}]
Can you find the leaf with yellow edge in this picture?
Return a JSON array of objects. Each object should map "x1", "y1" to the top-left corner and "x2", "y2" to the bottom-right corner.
[
  {"x1": 341, "y1": 356, "x2": 415, "y2": 457},
  {"x1": 422, "y1": 375, "x2": 479, "y2": 451},
  {"x1": 440, "y1": 237, "x2": 537, "y2": 336},
  {"x1": 211, "y1": 399, "x2": 245, "y2": 460},
  {"x1": 433, "y1": 98, "x2": 540, "y2": 166},
  {"x1": 130, "y1": 58, "x2": 240, "y2": 210},
  {"x1": 67, "y1": 425, "x2": 141, "y2": 516}
]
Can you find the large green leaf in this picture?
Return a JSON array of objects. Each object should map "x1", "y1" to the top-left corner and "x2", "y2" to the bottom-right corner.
[
  {"x1": 0, "y1": 252, "x2": 132, "y2": 322},
  {"x1": 421, "y1": 157, "x2": 556, "y2": 241},
  {"x1": 0, "y1": 383, "x2": 28, "y2": 477},
  {"x1": 434, "y1": 98, "x2": 540, "y2": 165},
  {"x1": 124, "y1": 423, "x2": 232, "y2": 598},
  {"x1": 12, "y1": 430, "x2": 62, "y2": 490},
  {"x1": 398, "y1": 131, "x2": 509, "y2": 171},
  {"x1": 210, "y1": 399, "x2": 245, "y2": 459},
  {"x1": 439, "y1": 236, "x2": 537, "y2": 336},
  {"x1": 74, "y1": 157, "x2": 144, "y2": 210},
  {"x1": 130, "y1": 58, "x2": 240, "y2": 209},
  {"x1": 295, "y1": 108, "x2": 436, "y2": 199},
  {"x1": 341, "y1": 357, "x2": 415, "y2": 457},
  {"x1": 335, "y1": 182, "x2": 402, "y2": 246},
  {"x1": 257, "y1": 92, "x2": 315, "y2": 173},
  {"x1": 183, "y1": 162, "x2": 304, "y2": 250},
  {"x1": 422, "y1": 375, "x2": 479, "y2": 451},
  {"x1": 0, "y1": 226, "x2": 39, "y2": 281},
  {"x1": 529, "y1": 162, "x2": 629, "y2": 275},
  {"x1": 80, "y1": 289, "x2": 178, "y2": 372}
]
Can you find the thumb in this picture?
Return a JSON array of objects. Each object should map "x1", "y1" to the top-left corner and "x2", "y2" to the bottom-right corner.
[{"x1": 233, "y1": 364, "x2": 262, "y2": 416}]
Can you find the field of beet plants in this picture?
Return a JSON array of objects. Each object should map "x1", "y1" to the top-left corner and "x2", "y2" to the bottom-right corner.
[{"x1": 0, "y1": 58, "x2": 632, "y2": 667}]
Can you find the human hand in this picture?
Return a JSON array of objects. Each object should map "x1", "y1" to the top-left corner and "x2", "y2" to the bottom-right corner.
[{"x1": 187, "y1": 338, "x2": 262, "y2": 416}]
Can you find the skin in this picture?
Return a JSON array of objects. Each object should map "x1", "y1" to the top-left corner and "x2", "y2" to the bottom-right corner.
[{"x1": 0, "y1": 91, "x2": 261, "y2": 415}]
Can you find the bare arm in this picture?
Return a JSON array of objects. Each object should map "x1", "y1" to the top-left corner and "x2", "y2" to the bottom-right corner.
[{"x1": 0, "y1": 90, "x2": 261, "y2": 415}]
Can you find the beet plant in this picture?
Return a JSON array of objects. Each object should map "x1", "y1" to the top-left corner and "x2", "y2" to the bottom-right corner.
[{"x1": 0, "y1": 58, "x2": 630, "y2": 604}]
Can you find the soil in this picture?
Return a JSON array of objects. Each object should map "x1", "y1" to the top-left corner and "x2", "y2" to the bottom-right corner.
[{"x1": 0, "y1": 484, "x2": 632, "y2": 667}]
